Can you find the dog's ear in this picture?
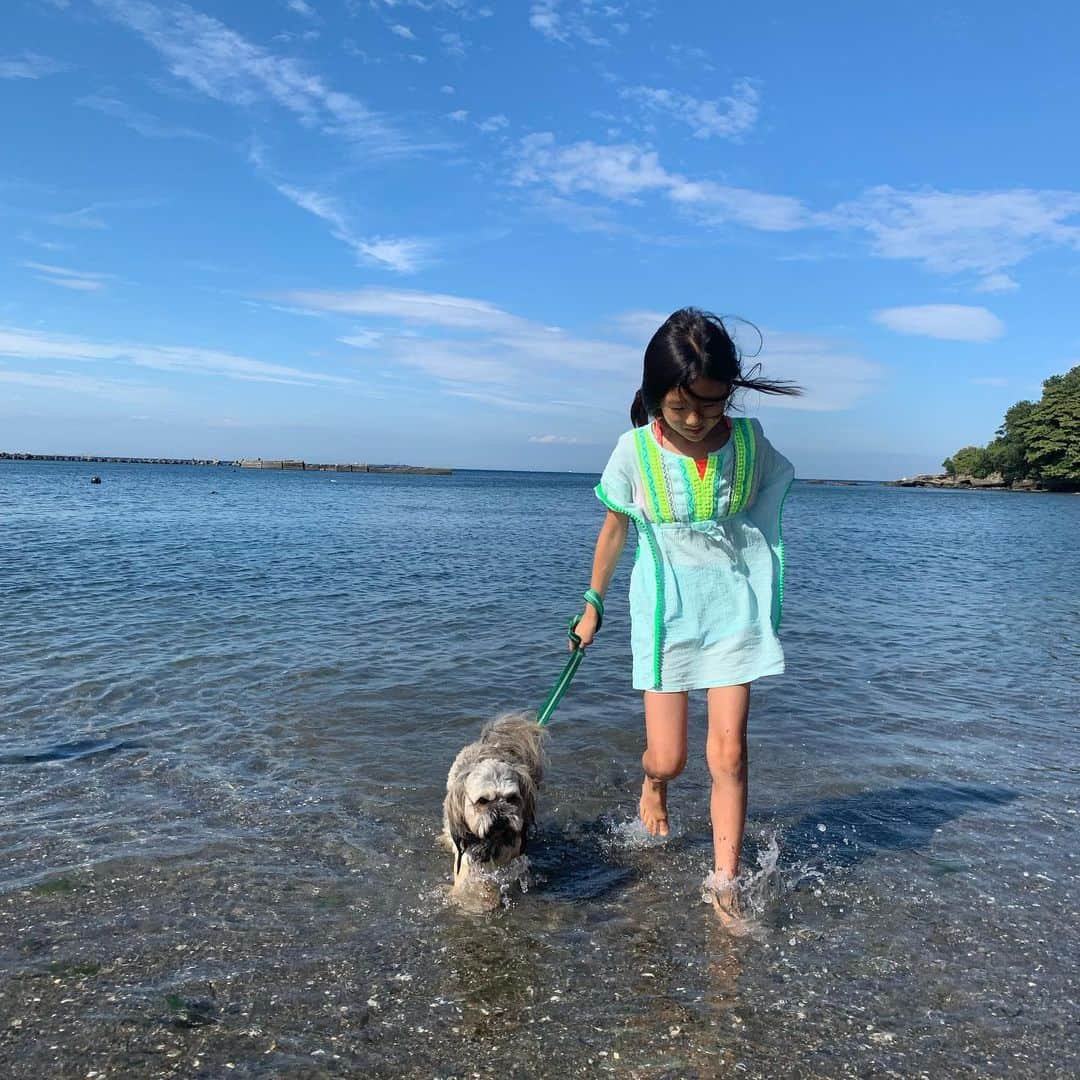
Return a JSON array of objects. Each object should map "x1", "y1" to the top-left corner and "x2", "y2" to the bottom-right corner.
[
  {"x1": 513, "y1": 764, "x2": 538, "y2": 831},
  {"x1": 444, "y1": 777, "x2": 474, "y2": 875}
]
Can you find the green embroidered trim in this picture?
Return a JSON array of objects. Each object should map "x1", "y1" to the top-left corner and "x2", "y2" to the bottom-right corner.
[
  {"x1": 634, "y1": 428, "x2": 675, "y2": 524},
  {"x1": 727, "y1": 418, "x2": 757, "y2": 516},
  {"x1": 679, "y1": 454, "x2": 718, "y2": 522},
  {"x1": 594, "y1": 482, "x2": 665, "y2": 690},
  {"x1": 773, "y1": 477, "x2": 794, "y2": 631}
]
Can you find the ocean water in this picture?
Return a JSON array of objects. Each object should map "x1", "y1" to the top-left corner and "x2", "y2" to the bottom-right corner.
[{"x1": 0, "y1": 461, "x2": 1077, "y2": 1078}]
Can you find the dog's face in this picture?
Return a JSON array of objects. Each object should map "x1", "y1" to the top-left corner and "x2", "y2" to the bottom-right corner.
[
  {"x1": 443, "y1": 712, "x2": 545, "y2": 906},
  {"x1": 460, "y1": 759, "x2": 528, "y2": 841}
]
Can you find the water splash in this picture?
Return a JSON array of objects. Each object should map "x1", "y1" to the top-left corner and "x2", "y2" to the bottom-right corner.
[
  {"x1": 460, "y1": 855, "x2": 533, "y2": 911},
  {"x1": 702, "y1": 831, "x2": 783, "y2": 938},
  {"x1": 599, "y1": 812, "x2": 675, "y2": 851}
]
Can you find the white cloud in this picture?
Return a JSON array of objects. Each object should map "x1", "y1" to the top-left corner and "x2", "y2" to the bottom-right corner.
[
  {"x1": 611, "y1": 309, "x2": 668, "y2": 342},
  {"x1": 0, "y1": 368, "x2": 155, "y2": 401},
  {"x1": 45, "y1": 206, "x2": 108, "y2": 230},
  {"x1": 440, "y1": 84, "x2": 455, "y2": 94},
  {"x1": 441, "y1": 31, "x2": 466, "y2": 56},
  {"x1": 0, "y1": 52, "x2": 68, "y2": 79},
  {"x1": 448, "y1": 109, "x2": 469, "y2": 122},
  {"x1": 514, "y1": 134, "x2": 810, "y2": 230},
  {"x1": 529, "y1": 1, "x2": 622, "y2": 46},
  {"x1": 21, "y1": 261, "x2": 114, "y2": 292},
  {"x1": 529, "y1": 434, "x2": 588, "y2": 444},
  {"x1": 834, "y1": 186, "x2": 1080, "y2": 274},
  {"x1": 622, "y1": 79, "x2": 760, "y2": 141},
  {"x1": 974, "y1": 272, "x2": 1019, "y2": 293},
  {"x1": 872, "y1": 304, "x2": 1005, "y2": 343},
  {"x1": 0, "y1": 325, "x2": 353, "y2": 386},
  {"x1": 280, "y1": 287, "x2": 880, "y2": 414},
  {"x1": 514, "y1": 137, "x2": 1080, "y2": 276},
  {"x1": 338, "y1": 330, "x2": 383, "y2": 349},
  {"x1": 751, "y1": 331, "x2": 885, "y2": 412},
  {"x1": 94, "y1": 0, "x2": 411, "y2": 154},
  {"x1": 390, "y1": 23, "x2": 415, "y2": 39},
  {"x1": 477, "y1": 113, "x2": 509, "y2": 133},
  {"x1": 77, "y1": 93, "x2": 209, "y2": 139},
  {"x1": 286, "y1": 0, "x2": 318, "y2": 17},
  {"x1": 285, "y1": 287, "x2": 523, "y2": 332}
]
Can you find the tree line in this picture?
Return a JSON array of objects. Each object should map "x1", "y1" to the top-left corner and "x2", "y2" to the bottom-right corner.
[{"x1": 943, "y1": 365, "x2": 1080, "y2": 490}]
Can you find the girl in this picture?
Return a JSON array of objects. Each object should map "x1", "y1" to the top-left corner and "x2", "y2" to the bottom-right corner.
[{"x1": 574, "y1": 308, "x2": 799, "y2": 927}]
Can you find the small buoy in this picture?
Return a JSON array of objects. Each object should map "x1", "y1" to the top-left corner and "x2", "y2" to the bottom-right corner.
[{"x1": 90, "y1": 476, "x2": 102, "y2": 484}]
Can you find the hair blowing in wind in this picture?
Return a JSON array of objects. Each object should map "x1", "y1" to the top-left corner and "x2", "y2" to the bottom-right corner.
[{"x1": 630, "y1": 308, "x2": 803, "y2": 426}]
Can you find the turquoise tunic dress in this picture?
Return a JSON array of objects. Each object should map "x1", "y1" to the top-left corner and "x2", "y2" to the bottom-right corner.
[{"x1": 595, "y1": 418, "x2": 794, "y2": 692}]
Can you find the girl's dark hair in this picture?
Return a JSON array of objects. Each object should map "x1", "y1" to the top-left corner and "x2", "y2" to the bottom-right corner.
[{"x1": 630, "y1": 308, "x2": 802, "y2": 426}]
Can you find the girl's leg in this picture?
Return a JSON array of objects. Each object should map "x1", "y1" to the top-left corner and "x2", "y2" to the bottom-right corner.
[
  {"x1": 706, "y1": 683, "x2": 751, "y2": 878},
  {"x1": 640, "y1": 690, "x2": 689, "y2": 836}
]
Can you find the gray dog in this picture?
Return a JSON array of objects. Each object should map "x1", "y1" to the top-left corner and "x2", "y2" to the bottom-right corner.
[{"x1": 442, "y1": 712, "x2": 546, "y2": 906}]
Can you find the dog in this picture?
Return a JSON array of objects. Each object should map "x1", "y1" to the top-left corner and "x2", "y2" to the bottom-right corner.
[{"x1": 442, "y1": 712, "x2": 546, "y2": 906}]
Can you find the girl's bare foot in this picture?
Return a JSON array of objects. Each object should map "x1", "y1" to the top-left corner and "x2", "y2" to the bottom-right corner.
[
  {"x1": 639, "y1": 776, "x2": 669, "y2": 836},
  {"x1": 704, "y1": 872, "x2": 750, "y2": 934}
]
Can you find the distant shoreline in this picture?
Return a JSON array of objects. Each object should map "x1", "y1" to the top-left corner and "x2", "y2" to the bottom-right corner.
[{"x1": 0, "y1": 452, "x2": 451, "y2": 475}]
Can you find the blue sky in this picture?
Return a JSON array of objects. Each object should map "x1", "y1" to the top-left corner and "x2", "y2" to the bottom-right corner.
[{"x1": 2, "y1": 0, "x2": 1078, "y2": 478}]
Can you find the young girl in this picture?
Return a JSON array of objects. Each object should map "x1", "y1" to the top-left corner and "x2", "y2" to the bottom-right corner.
[{"x1": 574, "y1": 308, "x2": 799, "y2": 927}]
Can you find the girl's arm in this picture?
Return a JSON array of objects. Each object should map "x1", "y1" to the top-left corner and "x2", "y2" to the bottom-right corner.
[{"x1": 575, "y1": 510, "x2": 629, "y2": 647}]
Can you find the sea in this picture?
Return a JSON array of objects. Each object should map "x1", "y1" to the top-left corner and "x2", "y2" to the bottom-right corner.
[{"x1": 1, "y1": 461, "x2": 1077, "y2": 1078}]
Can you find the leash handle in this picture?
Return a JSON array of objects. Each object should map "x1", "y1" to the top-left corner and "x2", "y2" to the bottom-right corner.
[{"x1": 535, "y1": 591, "x2": 605, "y2": 727}]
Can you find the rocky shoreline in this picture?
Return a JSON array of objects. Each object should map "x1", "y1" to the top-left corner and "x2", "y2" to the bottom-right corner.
[{"x1": 889, "y1": 472, "x2": 1047, "y2": 492}]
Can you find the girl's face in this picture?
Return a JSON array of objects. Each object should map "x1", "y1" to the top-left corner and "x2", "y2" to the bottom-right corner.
[{"x1": 659, "y1": 376, "x2": 729, "y2": 443}]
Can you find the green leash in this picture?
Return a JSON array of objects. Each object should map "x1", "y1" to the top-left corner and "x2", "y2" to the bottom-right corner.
[{"x1": 536, "y1": 589, "x2": 604, "y2": 727}]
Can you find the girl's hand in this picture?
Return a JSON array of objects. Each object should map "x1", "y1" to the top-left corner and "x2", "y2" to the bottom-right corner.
[{"x1": 572, "y1": 604, "x2": 600, "y2": 649}]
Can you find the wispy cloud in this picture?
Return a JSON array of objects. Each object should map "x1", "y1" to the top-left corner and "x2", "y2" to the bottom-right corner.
[
  {"x1": 529, "y1": 1, "x2": 626, "y2": 46},
  {"x1": 529, "y1": 433, "x2": 590, "y2": 444},
  {"x1": 873, "y1": 304, "x2": 1005, "y2": 343},
  {"x1": 286, "y1": 0, "x2": 318, "y2": 17},
  {"x1": 621, "y1": 79, "x2": 760, "y2": 141},
  {"x1": 514, "y1": 134, "x2": 811, "y2": 230},
  {"x1": 280, "y1": 287, "x2": 879, "y2": 414},
  {"x1": 514, "y1": 137, "x2": 1080, "y2": 276},
  {"x1": 834, "y1": 186, "x2": 1080, "y2": 274},
  {"x1": 751, "y1": 331, "x2": 884, "y2": 412},
  {"x1": 390, "y1": 23, "x2": 415, "y2": 39},
  {"x1": 43, "y1": 198, "x2": 159, "y2": 231},
  {"x1": 77, "y1": 92, "x2": 210, "y2": 139},
  {"x1": 20, "y1": 232, "x2": 70, "y2": 252},
  {"x1": 610, "y1": 309, "x2": 668, "y2": 342},
  {"x1": 974, "y1": 272, "x2": 1020, "y2": 293},
  {"x1": 0, "y1": 325, "x2": 353, "y2": 386},
  {"x1": 0, "y1": 52, "x2": 68, "y2": 79},
  {"x1": 248, "y1": 143, "x2": 431, "y2": 273},
  {"x1": 21, "y1": 261, "x2": 115, "y2": 292},
  {"x1": 477, "y1": 113, "x2": 509, "y2": 133},
  {"x1": 0, "y1": 368, "x2": 156, "y2": 402},
  {"x1": 93, "y1": 0, "x2": 412, "y2": 154}
]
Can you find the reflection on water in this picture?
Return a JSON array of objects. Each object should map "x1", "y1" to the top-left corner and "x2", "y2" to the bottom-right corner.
[{"x1": 0, "y1": 463, "x2": 1077, "y2": 1077}]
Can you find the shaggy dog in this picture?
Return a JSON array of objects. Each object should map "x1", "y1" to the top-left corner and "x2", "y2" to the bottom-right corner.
[{"x1": 442, "y1": 712, "x2": 546, "y2": 905}]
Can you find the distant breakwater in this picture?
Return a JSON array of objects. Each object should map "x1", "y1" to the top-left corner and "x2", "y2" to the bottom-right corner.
[{"x1": 0, "y1": 452, "x2": 451, "y2": 475}]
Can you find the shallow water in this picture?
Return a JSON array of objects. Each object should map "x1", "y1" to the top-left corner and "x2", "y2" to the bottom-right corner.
[{"x1": 1, "y1": 462, "x2": 1077, "y2": 1078}]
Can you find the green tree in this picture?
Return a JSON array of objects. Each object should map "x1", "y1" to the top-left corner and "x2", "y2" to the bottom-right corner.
[
  {"x1": 943, "y1": 366, "x2": 1080, "y2": 489},
  {"x1": 942, "y1": 445, "x2": 993, "y2": 477},
  {"x1": 1022, "y1": 365, "x2": 1080, "y2": 487},
  {"x1": 987, "y1": 399, "x2": 1037, "y2": 483}
]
